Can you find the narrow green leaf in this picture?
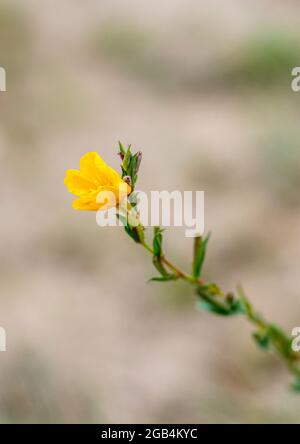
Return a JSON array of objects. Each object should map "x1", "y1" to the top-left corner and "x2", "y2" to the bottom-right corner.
[
  {"x1": 228, "y1": 299, "x2": 245, "y2": 315},
  {"x1": 196, "y1": 286, "x2": 244, "y2": 316},
  {"x1": 267, "y1": 324, "x2": 293, "y2": 359},
  {"x1": 153, "y1": 227, "x2": 163, "y2": 257},
  {"x1": 152, "y1": 255, "x2": 167, "y2": 276},
  {"x1": 198, "y1": 299, "x2": 244, "y2": 316},
  {"x1": 151, "y1": 228, "x2": 177, "y2": 281},
  {"x1": 253, "y1": 331, "x2": 270, "y2": 350},
  {"x1": 124, "y1": 225, "x2": 140, "y2": 243},
  {"x1": 291, "y1": 378, "x2": 300, "y2": 392},
  {"x1": 128, "y1": 152, "x2": 142, "y2": 186},
  {"x1": 197, "y1": 299, "x2": 231, "y2": 316},
  {"x1": 123, "y1": 145, "x2": 132, "y2": 172},
  {"x1": 135, "y1": 225, "x2": 145, "y2": 243},
  {"x1": 118, "y1": 213, "x2": 144, "y2": 243},
  {"x1": 192, "y1": 233, "x2": 210, "y2": 279},
  {"x1": 117, "y1": 213, "x2": 127, "y2": 227},
  {"x1": 149, "y1": 275, "x2": 178, "y2": 282},
  {"x1": 118, "y1": 141, "x2": 125, "y2": 155},
  {"x1": 151, "y1": 255, "x2": 177, "y2": 281}
]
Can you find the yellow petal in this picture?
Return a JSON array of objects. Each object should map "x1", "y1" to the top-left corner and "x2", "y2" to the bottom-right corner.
[
  {"x1": 79, "y1": 152, "x2": 124, "y2": 186},
  {"x1": 72, "y1": 190, "x2": 103, "y2": 211},
  {"x1": 104, "y1": 165, "x2": 124, "y2": 186},
  {"x1": 64, "y1": 169, "x2": 96, "y2": 196},
  {"x1": 65, "y1": 152, "x2": 132, "y2": 211},
  {"x1": 72, "y1": 182, "x2": 131, "y2": 211},
  {"x1": 96, "y1": 183, "x2": 130, "y2": 205},
  {"x1": 79, "y1": 152, "x2": 109, "y2": 185}
]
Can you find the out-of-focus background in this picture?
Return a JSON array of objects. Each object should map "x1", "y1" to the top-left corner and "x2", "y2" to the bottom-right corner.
[{"x1": 1, "y1": 0, "x2": 300, "y2": 424}]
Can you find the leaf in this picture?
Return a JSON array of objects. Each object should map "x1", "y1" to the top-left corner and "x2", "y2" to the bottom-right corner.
[
  {"x1": 228, "y1": 298, "x2": 245, "y2": 315},
  {"x1": 135, "y1": 225, "x2": 145, "y2": 243},
  {"x1": 291, "y1": 378, "x2": 300, "y2": 392},
  {"x1": 237, "y1": 286, "x2": 257, "y2": 319},
  {"x1": 126, "y1": 151, "x2": 142, "y2": 187},
  {"x1": 196, "y1": 285, "x2": 244, "y2": 316},
  {"x1": 151, "y1": 255, "x2": 178, "y2": 282},
  {"x1": 118, "y1": 141, "x2": 125, "y2": 156},
  {"x1": 197, "y1": 300, "x2": 230, "y2": 316},
  {"x1": 122, "y1": 144, "x2": 132, "y2": 173},
  {"x1": 124, "y1": 224, "x2": 141, "y2": 243},
  {"x1": 192, "y1": 233, "x2": 210, "y2": 279},
  {"x1": 253, "y1": 330, "x2": 270, "y2": 350},
  {"x1": 267, "y1": 324, "x2": 293, "y2": 359},
  {"x1": 152, "y1": 256, "x2": 168, "y2": 276},
  {"x1": 153, "y1": 226, "x2": 163, "y2": 257},
  {"x1": 128, "y1": 153, "x2": 137, "y2": 176},
  {"x1": 252, "y1": 324, "x2": 293, "y2": 359},
  {"x1": 117, "y1": 212, "x2": 127, "y2": 226},
  {"x1": 149, "y1": 275, "x2": 178, "y2": 282},
  {"x1": 118, "y1": 213, "x2": 144, "y2": 243},
  {"x1": 151, "y1": 227, "x2": 177, "y2": 281},
  {"x1": 198, "y1": 299, "x2": 244, "y2": 316}
]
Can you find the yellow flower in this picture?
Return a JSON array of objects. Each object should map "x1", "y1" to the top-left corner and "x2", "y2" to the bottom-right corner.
[{"x1": 64, "y1": 152, "x2": 131, "y2": 210}]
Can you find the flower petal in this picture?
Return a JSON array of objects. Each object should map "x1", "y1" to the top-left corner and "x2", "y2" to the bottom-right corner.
[
  {"x1": 79, "y1": 152, "x2": 123, "y2": 186},
  {"x1": 64, "y1": 169, "x2": 96, "y2": 196},
  {"x1": 72, "y1": 182, "x2": 131, "y2": 211},
  {"x1": 72, "y1": 190, "x2": 103, "y2": 211}
]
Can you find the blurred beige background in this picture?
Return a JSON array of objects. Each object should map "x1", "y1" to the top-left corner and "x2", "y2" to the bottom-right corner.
[{"x1": 1, "y1": 0, "x2": 300, "y2": 423}]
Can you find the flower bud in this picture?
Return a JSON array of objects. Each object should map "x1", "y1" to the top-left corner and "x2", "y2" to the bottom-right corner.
[
  {"x1": 118, "y1": 151, "x2": 125, "y2": 161},
  {"x1": 135, "y1": 151, "x2": 142, "y2": 173},
  {"x1": 123, "y1": 175, "x2": 132, "y2": 187}
]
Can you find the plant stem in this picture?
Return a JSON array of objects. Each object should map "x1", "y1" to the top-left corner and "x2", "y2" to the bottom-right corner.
[{"x1": 118, "y1": 146, "x2": 300, "y2": 390}]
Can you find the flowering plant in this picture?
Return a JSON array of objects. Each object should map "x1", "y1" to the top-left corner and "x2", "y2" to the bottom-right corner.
[{"x1": 65, "y1": 143, "x2": 300, "y2": 391}]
